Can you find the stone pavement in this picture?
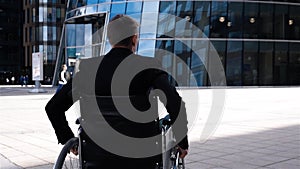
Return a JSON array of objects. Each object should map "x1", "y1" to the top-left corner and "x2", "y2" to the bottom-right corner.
[{"x1": 0, "y1": 86, "x2": 299, "y2": 169}]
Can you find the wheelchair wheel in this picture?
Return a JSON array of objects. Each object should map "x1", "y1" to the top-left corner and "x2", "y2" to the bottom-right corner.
[
  {"x1": 170, "y1": 147, "x2": 185, "y2": 169},
  {"x1": 54, "y1": 137, "x2": 80, "y2": 169}
]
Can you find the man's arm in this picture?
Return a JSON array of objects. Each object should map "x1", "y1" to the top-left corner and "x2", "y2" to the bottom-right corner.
[
  {"x1": 152, "y1": 72, "x2": 189, "y2": 151},
  {"x1": 45, "y1": 81, "x2": 74, "y2": 144}
]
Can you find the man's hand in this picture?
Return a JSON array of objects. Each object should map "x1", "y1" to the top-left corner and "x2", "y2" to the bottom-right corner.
[{"x1": 178, "y1": 146, "x2": 188, "y2": 158}]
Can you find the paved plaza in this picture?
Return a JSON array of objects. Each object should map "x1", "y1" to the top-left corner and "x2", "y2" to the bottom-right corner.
[{"x1": 0, "y1": 86, "x2": 299, "y2": 169}]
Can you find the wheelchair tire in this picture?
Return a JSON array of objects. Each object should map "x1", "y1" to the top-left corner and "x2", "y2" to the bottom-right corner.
[{"x1": 53, "y1": 137, "x2": 80, "y2": 169}]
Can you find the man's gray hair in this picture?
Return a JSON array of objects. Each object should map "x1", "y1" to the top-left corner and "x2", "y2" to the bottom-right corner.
[{"x1": 107, "y1": 14, "x2": 139, "y2": 46}]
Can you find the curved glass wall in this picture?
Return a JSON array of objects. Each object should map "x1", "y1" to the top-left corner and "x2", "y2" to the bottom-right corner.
[{"x1": 59, "y1": 0, "x2": 300, "y2": 86}]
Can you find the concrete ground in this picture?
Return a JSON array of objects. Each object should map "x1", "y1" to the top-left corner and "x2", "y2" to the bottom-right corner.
[{"x1": 0, "y1": 86, "x2": 299, "y2": 169}]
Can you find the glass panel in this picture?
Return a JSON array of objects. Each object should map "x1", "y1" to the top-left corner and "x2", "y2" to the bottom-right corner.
[
  {"x1": 110, "y1": 3, "x2": 126, "y2": 19},
  {"x1": 66, "y1": 24, "x2": 76, "y2": 46},
  {"x1": 87, "y1": 0, "x2": 98, "y2": 5},
  {"x1": 289, "y1": 43, "x2": 300, "y2": 85},
  {"x1": 43, "y1": 26, "x2": 48, "y2": 41},
  {"x1": 76, "y1": 24, "x2": 85, "y2": 46},
  {"x1": 32, "y1": 8, "x2": 36, "y2": 22},
  {"x1": 244, "y1": 2, "x2": 258, "y2": 38},
  {"x1": 193, "y1": 1, "x2": 210, "y2": 38},
  {"x1": 137, "y1": 40, "x2": 156, "y2": 57},
  {"x1": 174, "y1": 40, "x2": 192, "y2": 86},
  {"x1": 274, "y1": 43, "x2": 288, "y2": 85},
  {"x1": 98, "y1": 4, "x2": 110, "y2": 12},
  {"x1": 274, "y1": 4, "x2": 288, "y2": 39},
  {"x1": 126, "y1": 1, "x2": 142, "y2": 22},
  {"x1": 259, "y1": 42, "x2": 273, "y2": 85},
  {"x1": 190, "y1": 40, "x2": 208, "y2": 86},
  {"x1": 52, "y1": 8, "x2": 56, "y2": 22},
  {"x1": 157, "y1": 1, "x2": 176, "y2": 38},
  {"x1": 227, "y1": 2, "x2": 243, "y2": 38},
  {"x1": 259, "y1": 4, "x2": 273, "y2": 39},
  {"x1": 39, "y1": 7, "x2": 44, "y2": 22},
  {"x1": 243, "y1": 42, "x2": 258, "y2": 85},
  {"x1": 210, "y1": 1, "x2": 228, "y2": 38},
  {"x1": 175, "y1": 1, "x2": 193, "y2": 38},
  {"x1": 56, "y1": 7, "x2": 61, "y2": 22},
  {"x1": 86, "y1": 5, "x2": 98, "y2": 14},
  {"x1": 226, "y1": 41, "x2": 242, "y2": 85},
  {"x1": 289, "y1": 6, "x2": 300, "y2": 40},
  {"x1": 155, "y1": 40, "x2": 174, "y2": 74},
  {"x1": 140, "y1": 1, "x2": 159, "y2": 39},
  {"x1": 66, "y1": 47, "x2": 85, "y2": 58}
]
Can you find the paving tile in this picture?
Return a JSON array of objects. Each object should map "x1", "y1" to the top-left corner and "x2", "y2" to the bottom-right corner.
[{"x1": 222, "y1": 162, "x2": 259, "y2": 169}]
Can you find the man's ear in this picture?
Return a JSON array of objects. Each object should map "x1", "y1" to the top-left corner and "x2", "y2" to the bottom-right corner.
[{"x1": 132, "y1": 35, "x2": 138, "y2": 46}]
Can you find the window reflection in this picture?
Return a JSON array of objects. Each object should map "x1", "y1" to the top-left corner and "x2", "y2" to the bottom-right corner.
[
  {"x1": 157, "y1": 1, "x2": 176, "y2": 38},
  {"x1": 243, "y1": 42, "x2": 258, "y2": 85},
  {"x1": 193, "y1": 1, "x2": 210, "y2": 38},
  {"x1": 289, "y1": 43, "x2": 300, "y2": 85},
  {"x1": 87, "y1": 0, "x2": 99, "y2": 5},
  {"x1": 227, "y1": 2, "x2": 243, "y2": 38},
  {"x1": 174, "y1": 40, "x2": 191, "y2": 86},
  {"x1": 140, "y1": 1, "x2": 159, "y2": 39},
  {"x1": 274, "y1": 43, "x2": 288, "y2": 85},
  {"x1": 156, "y1": 40, "x2": 174, "y2": 74},
  {"x1": 126, "y1": 1, "x2": 142, "y2": 22},
  {"x1": 226, "y1": 41, "x2": 242, "y2": 85},
  {"x1": 137, "y1": 40, "x2": 156, "y2": 57},
  {"x1": 274, "y1": 5, "x2": 288, "y2": 39},
  {"x1": 210, "y1": 1, "x2": 227, "y2": 38},
  {"x1": 191, "y1": 40, "x2": 208, "y2": 86},
  {"x1": 259, "y1": 42, "x2": 273, "y2": 85},
  {"x1": 259, "y1": 4, "x2": 273, "y2": 39},
  {"x1": 289, "y1": 6, "x2": 300, "y2": 40},
  {"x1": 110, "y1": 3, "x2": 126, "y2": 19},
  {"x1": 175, "y1": 1, "x2": 193, "y2": 38},
  {"x1": 244, "y1": 3, "x2": 258, "y2": 38}
]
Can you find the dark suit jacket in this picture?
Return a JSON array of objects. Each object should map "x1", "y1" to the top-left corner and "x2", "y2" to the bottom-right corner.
[{"x1": 45, "y1": 48, "x2": 189, "y2": 162}]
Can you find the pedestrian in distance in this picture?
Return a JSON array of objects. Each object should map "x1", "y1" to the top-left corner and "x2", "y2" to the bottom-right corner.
[{"x1": 56, "y1": 64, "x2": 70, "y2": 93}]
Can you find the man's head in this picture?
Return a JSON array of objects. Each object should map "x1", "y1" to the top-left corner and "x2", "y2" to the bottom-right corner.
[{"x1": 107, "y1": 14, "x2": 139, "y2": 51}]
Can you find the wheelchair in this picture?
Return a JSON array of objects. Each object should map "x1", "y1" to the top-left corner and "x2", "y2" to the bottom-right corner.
[
  {"x1": 53, "y1": 116, "x2": 185, "y2": 169},
  {"x1": 53, "y1": 95, "x2": 185, "y2": 169}
]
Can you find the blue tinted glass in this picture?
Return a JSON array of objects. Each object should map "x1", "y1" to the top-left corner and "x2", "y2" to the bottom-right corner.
[
  {"x1": 76, "y1": 24, "x2": 85, "y2": 46},
  {"x1": 66, "y1": 24, "x2": 76, "y2": 46},
  {"x1": 244, "y1": 2, "x2": 258, "y2": 38},
  {"x1": 243, "y1": 42, "x2": 258, "y2": 85},
  {"x1": 193, "y1": 1, "x2": 210, "y2": 38},
  {"x1": 98, "y1": 4, "x2": 111, "y2": 12},
  {"x1": 86, "y1": 5, "x2": 98, "y2": 14},
  {"x1": 110, "y1": 3, "x2": 126, "y2": 19},
  {"x1": 126, "y1": 2, "x2": 142, "y2": 23},
  {"x1": 140, "y1": 13, "x2": 158, "y2": 39},
  {"x1": 259, "y1": 4, "x2": 274, "y2": 39},
  {"x1": 87, "y1": 0, "x2": 98, "y2": 5},
  {"x1": 226, "y1": 41, "x2": 242, "y2": 85},
  {"x1": 126, "y1": 1, "x2": 142, "y2": 14},
  {"x1": 143, "y1": 1, "x2": 159, "y2": 13},
  {"x1": 259, "y1": 42, "x2": 273, "y2": 85},
  {"x1": 157, "y1": 1, "x2": 176, "y2": 38},
  {"x1": 137, "y1": 40, "x2": 156, "y2": 57},
  {"x1": 175, "y1": 1, "x2": 193, "y2": 38}
]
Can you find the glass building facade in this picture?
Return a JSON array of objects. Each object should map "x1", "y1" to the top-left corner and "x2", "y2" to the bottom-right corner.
[
  {"x1": 57, "y1": 0, "x2": 300, "y2": 86},
  {"x1": 24, "y1": 0, "x2": 67, "y2": 84}
]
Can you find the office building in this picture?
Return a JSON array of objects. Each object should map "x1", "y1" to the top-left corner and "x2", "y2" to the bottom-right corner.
[{"x1": 57, "y1": 0, "x2": 300, "y2": 86}]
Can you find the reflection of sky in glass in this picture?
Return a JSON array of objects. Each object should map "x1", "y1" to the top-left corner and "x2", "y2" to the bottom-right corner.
[
  {"x1": 87, "y1": 0, "x2": 98, "y2": 5},
  {"x1": 137, "y1": 40, "x2": 155, "y2": 57},
  {"x1": 110, "y1": 3, "x2": 126, "y2": 19},
  {"x1": 140, "y1": 13, "x2": 158, "y2": 39}
]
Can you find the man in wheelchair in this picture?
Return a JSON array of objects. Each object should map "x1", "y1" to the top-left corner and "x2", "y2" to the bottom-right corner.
[{"x1": 46, "y1": 14, "x2": 189, "y2": 169}]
